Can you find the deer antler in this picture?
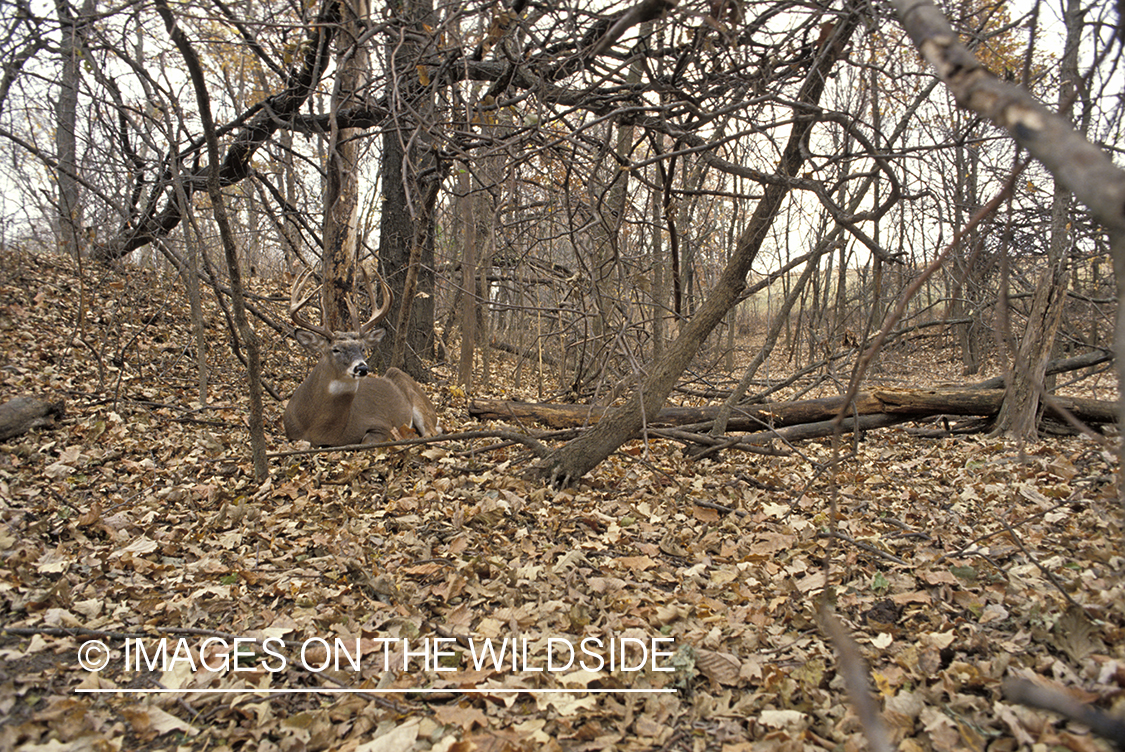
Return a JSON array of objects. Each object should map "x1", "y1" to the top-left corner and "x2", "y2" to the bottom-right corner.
[
  {"x1": 289, "y1": 267, "x2": 334, "y2": 339},
  {"x1": 356, "y1": 264, "x2": 394, "y2": 335}
]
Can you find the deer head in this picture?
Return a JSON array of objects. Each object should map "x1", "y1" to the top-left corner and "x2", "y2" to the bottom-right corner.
[
  {"x1": 287, "y1": 264, "x2": 392, "y2": 378},
  {"x1": 283, "y1": 266, "x2": 440, "y2": 446}
]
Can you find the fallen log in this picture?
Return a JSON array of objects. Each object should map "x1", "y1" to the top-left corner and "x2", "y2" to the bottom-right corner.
[
  {"x1": 0, "y1": 396, "x2": 66, "y2": 441},
  {"x1": 742, "y1": 413, "x2": 911, "y2": 444},
  {"x1": 468, "y1": 393, "x2": 882, "y2": 431},
  {"x1": 468, "y1": 386, "x2": 1116, "y2": 432},
  {"x1": 654, "y1": 414, "x2": 911, "y2": 458},
  {"x1": 873, "y1": 387, "x2": 1117, "y2": 424},
  {"x1": 969, "y1": 350, "x2": 1112, "y2": 390}
]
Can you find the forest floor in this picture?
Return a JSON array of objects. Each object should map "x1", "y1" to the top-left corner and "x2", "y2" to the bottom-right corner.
[{"x1": 0, "y1": 248, "x2": 1123, "y2": 752}]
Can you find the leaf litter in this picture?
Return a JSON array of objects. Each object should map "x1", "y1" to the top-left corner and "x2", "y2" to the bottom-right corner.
[{"x1": 0, "y1": 250, "x2": 1122, "y2": 751}]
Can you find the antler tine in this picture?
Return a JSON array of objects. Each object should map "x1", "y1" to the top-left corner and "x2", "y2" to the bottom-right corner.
[
  {"x1": 358, "y1": 264, "x2": 394, "y2": 334},
  {"x1": 289, "y1": 267, "x2": 334, "y2": 339}
]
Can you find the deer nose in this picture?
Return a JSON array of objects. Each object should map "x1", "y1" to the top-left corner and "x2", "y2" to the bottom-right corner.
[{"x1": 354, "y1": 363, "x2": 369, "y2": 378}]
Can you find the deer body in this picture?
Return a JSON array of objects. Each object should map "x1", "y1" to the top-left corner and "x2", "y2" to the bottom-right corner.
[{"x1": 283, "y1": 269, "x2": 440, "y2": 447}]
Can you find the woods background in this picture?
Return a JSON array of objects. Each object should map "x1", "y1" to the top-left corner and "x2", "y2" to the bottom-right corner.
[
  {"x1": 2, "y1": 0, "x2": 1125, "y2": 749},
  {"x1": 2, "y1": 0, "x2": 1119, "y2": 428}
]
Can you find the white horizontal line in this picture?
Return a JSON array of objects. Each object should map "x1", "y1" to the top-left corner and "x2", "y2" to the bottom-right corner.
[{"x1": 76, "y1": 687, "x2": 675, "y2": 694}]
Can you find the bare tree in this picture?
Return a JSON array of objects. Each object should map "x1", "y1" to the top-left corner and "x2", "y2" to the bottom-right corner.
[
  {"x1": 153, "y1": 0, "x2": 268, "y2": 480},
  {"x1": 536, "y1": 8, "x2": 863, "y2": 486},
  {"x1": 993, "y1": 0, "x2": 1082, "y2": 440},
  {"x1": 0, "y1": 0, "x2": 1116, "y2": 483},
  {"x1": 54, "y1": 0, "x2": 94, "y2": 258},
  {"x1": 321, "y1": 0, "x2": 373, "y2": 329}
]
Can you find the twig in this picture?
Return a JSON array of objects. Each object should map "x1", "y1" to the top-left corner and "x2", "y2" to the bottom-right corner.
[
  {"x1": 648, "y1": 427, "x2": 786, "y2": 456},
  {"x1": 1003, "y1": 677, "x2": 1125, "y2": 750},
  {"x1": 817, "y1": 605, "x2": 895, "y2": 752},
  {"x1": 817, "y1": 530, "x2": 907, "y2": 566},
  {"x1": 266, "y1": 428, "x2": 554, "y2": 459},
  {"x1": 995, "y1": 504, "x2": 1084, "y2": 612},
  {"x1": 692, "y1": 497, "x2": 747, "y2": 517},
  {"x1": 936, "y1": 498, "x2": 1085, "y2": 563}
]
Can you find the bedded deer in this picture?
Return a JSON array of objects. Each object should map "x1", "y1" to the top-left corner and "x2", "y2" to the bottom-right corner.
[{"x1": 283, "y1": 267, "x2": 440, "y2": 446}]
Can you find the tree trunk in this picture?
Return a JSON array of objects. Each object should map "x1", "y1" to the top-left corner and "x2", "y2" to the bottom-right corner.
[
  {"x1": 953, "y1": 134, "x2": 984, "y2": 376},
  {"x1": 993, "y1": 0, "x2": 1081, "y2": 441},
  {"x1": 54, "y1": 0, "x2": 93, "y2": 258},
  {"x1": 155, "y1": 0, "x2": 267, "y2": 481},
  {"x1": 321, "y1": 0, "x2": 370, "y2": 329},
  {"x1": 993, "y1": 257, "x2": 1070, "y2": 438},
  {"x1": 534, "y1": 9, "x2": 860, "y2": 485},
  {"x1": 379, "y1": 0, "x2": 439, "y2": 380},
  {"x1": 186, "y1": 230, "x2": 209, "y2": 404},
  {"x1": 378, "y1": 131, "x2": 440, "y2": 381},
  {"x1": 457, "y1": 165, "x2": 478, "y2": 388},
  {"x1": 388, "y1": 176, "x2": 442, "y2": 372},
  {"x1": 651, "y1": 165, "x2": 666, "y2": 362},
  {"x1": 471, "y1": 387, "x2": 1117, "y2": 432}
]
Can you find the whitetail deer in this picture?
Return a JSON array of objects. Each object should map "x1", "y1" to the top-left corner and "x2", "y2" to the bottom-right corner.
[{"x1": 283, "y1": 266, "x2": 440, "y2": 446}]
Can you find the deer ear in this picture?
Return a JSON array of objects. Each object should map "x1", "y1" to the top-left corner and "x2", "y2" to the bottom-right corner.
[
  {"x1": 294, "y1": 329, "x2": 327, "y2": 351},
  {"x1": 364, "y1": 328, "x2": 387, "y2": 347}
]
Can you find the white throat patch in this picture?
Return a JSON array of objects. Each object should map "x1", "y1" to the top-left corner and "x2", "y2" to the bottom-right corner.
[{"x1": 328, "y1": 379, "x2": 360, "y2": 396}]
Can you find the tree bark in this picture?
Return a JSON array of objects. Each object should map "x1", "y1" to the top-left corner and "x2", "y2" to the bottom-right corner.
[
  {"x1": 54, "y1": 0, "x2": 92, "y2": 258},
  {"x1": 321, "y1": 0, "x2": 370, "y2": 330},
  {"x1": 534, "y1": 8, "x2": 861, "y2": 486},
  {"x1": 155, "y1": 0, "x2": 268, "y2": 481},
  {"x1": 456, "y1": 165, "x2": 478, "y2": 388},
  {"x1": 994, "y1": 257, "x2": 1070, "y2": 438},
  {"x1": 378, "y1": 0, "x2": 439, "y2": 379},
  {"x1": 0, "y1": 397, "x2": 65, "y2": 441},
  {"x1": 993, "y1": 0, "x2": 1081, "y2": 441},
  {"x1": 388, "y1": 176, "x2": 442, "y2": 372},
  {"x1": 470, "y1": 387, "x2": 1117, "y2": 432}
]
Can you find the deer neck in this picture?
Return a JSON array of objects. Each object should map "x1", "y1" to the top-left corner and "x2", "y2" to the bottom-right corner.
[
  {"x1": 296, "y1": 361, "x2": 362, "y2": 444},
  {"x1": 327, "y1": 376, "x2": 360, "y2": 396}
]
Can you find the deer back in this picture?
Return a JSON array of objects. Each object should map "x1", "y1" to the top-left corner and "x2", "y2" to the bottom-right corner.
[{"x1": 383, "y1": 367, "x2": 441, "y2": 437}]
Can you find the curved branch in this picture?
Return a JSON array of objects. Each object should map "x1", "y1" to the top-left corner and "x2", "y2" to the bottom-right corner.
[
  {"x1": 106, "y1": 0, "x2": 342, "y2": 258},
  {"x1": 889, "y1": 0, "x2": 1125, "y2": 235}
]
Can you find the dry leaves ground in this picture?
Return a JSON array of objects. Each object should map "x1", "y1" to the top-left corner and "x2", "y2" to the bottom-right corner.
[{"x1": 0, "y1": 249, "x2": 1122, "y2": 752}]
